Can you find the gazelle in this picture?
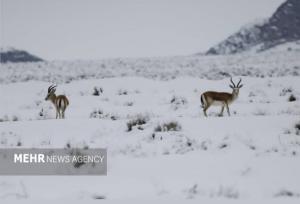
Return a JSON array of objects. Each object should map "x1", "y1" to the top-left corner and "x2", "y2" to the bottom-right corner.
[
  {"x1": 200, "y1": 78, "x2": 243, "y2": 117},
  {"x1": 45, "y1": 85, "x2": 69, "y2": 119}
]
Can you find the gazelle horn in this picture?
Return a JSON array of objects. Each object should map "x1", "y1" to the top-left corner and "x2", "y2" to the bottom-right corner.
[
  {"x1": 236, "y1": 78, "x2": 242, "y2": 87},
  {"x1": 230, "y1": 77, "x2": 236, "y2": 87},
  {"x1": 48, "y1": 85, "x2": 57, "y2": 93}
]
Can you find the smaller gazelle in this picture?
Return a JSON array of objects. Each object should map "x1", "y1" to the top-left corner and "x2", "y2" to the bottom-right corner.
[
  {"x1": 200, "y1": 78, "x2": 243, "y2": 117},
  {"x1": 45, "y1": 85, "x2": 69, "y2": 119}
]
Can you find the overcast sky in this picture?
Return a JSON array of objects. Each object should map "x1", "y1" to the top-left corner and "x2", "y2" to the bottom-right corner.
[{"x1": 0, "y1": 0, "x2": 285, "y2": 60}]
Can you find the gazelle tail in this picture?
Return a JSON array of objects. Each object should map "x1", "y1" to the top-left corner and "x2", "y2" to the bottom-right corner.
[{"x1": 200, "y1": 94, "x2": 205, "y2": 108}]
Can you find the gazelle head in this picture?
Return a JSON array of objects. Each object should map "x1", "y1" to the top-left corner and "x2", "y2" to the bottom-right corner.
[
  {"x1": 45, "y1": 85, "x2": 57, "y2": 101},
  {"x1": 229, "y1": 78, "x2": 243, "y2": 97}
]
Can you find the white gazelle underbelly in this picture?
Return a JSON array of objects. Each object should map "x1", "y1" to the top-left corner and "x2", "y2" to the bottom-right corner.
[{"x1": 211, "y1": 100, "x2": 225, "y2": 106}]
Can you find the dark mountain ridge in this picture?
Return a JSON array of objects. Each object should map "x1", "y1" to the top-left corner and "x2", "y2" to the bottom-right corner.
[
  {"x1": 0, "y1": 47, "x2": 43, "y2": 63},
  {"x1": 206, "y1": 0, "x2": 300, "y2": 55}
]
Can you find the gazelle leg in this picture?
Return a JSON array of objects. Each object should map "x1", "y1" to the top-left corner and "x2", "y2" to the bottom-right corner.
[
  {"x1": 219, "y1": 105, "x2": 224, "y2": 117},
  {"x1": 62, "y1": 109, "x2": 65, "y2": 119},
  {"x1": 203, "y1": 105, "x2": 210, "y2": 117},
  {"x1": 55, "y1": 107, "x2": 59, "y2": 119},
  {"x1": 226, "y1": 104, "x2": 230, "y2": 116}
]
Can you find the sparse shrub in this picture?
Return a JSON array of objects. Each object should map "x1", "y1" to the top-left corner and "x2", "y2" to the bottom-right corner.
[
  {"x1": 35, "y1": 100, "x2": 42, "y2": 106},
  {"x1": 118, "y1": 89, "x2": 128, "y2": 95},
  {"x1": 12, "y1": 115, "x2": 18, "y2": 121},
  {"x1": 39, "y1": 108, "x2": 44, "y2": 117},
  {"x1": 218, "y1": 71, "x2": 230, "y2": 77},
  {"x1": 127, "y1": 114, "x2": 149, "y2": 131},
  {"x1": 0, "y1": 131, "x2": 19, "y2": 147},
  {"x1": 134, "y1": 89, "x2": 140, "y2": 94},
  {"x1": 154, "y1": 125, "x2": 162, "y2": 132},
  {"x1": 101, "y1": 97, "x2": 110, "y2": 102},
  {"x1": 37, "y1": 108, "x2": 52, "y2": 120},
  {"x1": 170, "y1": 95, "x2": 187, "y2": 105},
  {"x1": 275, "y1": 189, "x2": 300, "y2": 197},
  {"x1": 110, "y1": 115, "x2": 117, "y2": 120},
  {"x1": 248, "y1": 91, "x2": 256, "y2": 97},
  {"x1": 124, "y1": 101, "x2": 134, "y2": 106},
  {"x1": 248, "y1": 145, "x2": 256, "y2": 150},
  {"x1": 170, "y1": 96, "x2": 187, "y2": 110},
  {"x1": 0, "y1": 115, "x2": 19, "y2": 122},
  {"x1": 253, "y1": 109, "x2": 268, "y2": 116},
  {"x1": 219, "y1": 143, "x2": 228, "y2": 149},
  {"x1": 210, "y1": 186, "x2": 239, "y2": 199},
  {"x1": 93, "y1": 87, "x2": 103, "y2": 96},
  {"x1": 0, "y1": 115, "x2": 9, "y2": 122},
  {"x1": 90, "y1": 109, "x2": 103, "y2": 118},
  {"x1": 283, "y1": 129, "x2": 291, "y2": 134},
  {"x1": 186, "y1": 184, "x2": 198, "y2": 199},
  {"x1": 295, "y1": 122, "x2": 300, "y2": 135},
  {"x1": 154, "y1": 121, "x2": 181, "y2": 132},
  {"x1": 90, "y1": 109, "x2": 119, "y2": 120},
  {"x1": 92, "y1": 195, "x2": 106, "y2": 200},
  {"x1": 65, "y1": 142, "x2": 71, "y2": 149},
  {"x1": 71, "y1": 149, "x2": 86, "y2": 168},
  {"x1": 280, "y1": 87, "x2": 292, "y2": 96},
  {"x1": 64, "y1": 145, "x2": 91, "y2": 168},
  {"x1": 200, "y1": 141, "x2": 208, "y2": 150},
  {"x1": 288, "y1": 94, "x2": 296, "y2": 102}
]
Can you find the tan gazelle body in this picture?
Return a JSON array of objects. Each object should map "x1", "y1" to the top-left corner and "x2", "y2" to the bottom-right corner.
[
  {"x1": 45, "y1": 85, "x2": 69, "y2": 119},
  {"x1": 200, "y1": 78, "x2": 243, "y2": 117}
]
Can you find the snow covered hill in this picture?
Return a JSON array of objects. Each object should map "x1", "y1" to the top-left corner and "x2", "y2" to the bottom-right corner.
[
  {"x1": 0, "y1": 47, "x2": 43, "y2": 63},
  {"x1": 206, "y1": 0, "x2": 300, "y2": 55},
  {"x1": 0, "y1": 42, "x2": 299, "y2": 84}
]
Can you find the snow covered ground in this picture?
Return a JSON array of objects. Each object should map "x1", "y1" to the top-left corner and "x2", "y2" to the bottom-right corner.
[
  {"x1": 1, "y1": 40, "x2": 300, "y2": 83},
  {"x1": 0, "y1": 46, "x2": 300, "y2": 203}
]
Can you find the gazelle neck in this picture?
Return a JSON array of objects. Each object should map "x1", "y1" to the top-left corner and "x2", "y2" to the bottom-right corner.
[
  {"x1": 49, "y1": 94, "x2": 57, "y2": 104},
  {"x1": 231, "y1": 89, "x2": 239, "y2": 101}
]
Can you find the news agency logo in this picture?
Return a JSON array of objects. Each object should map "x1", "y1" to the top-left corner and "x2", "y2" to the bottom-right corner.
[
  {"x1": 0, "y1": 148, "x2": 107, "y2": 175},
  {"x1": 14, "y1": 153, "x2": 105, "y2": 164}
]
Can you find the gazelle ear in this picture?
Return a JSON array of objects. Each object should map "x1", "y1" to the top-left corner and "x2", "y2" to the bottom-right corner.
[
  {"x1": 229, "y1": 85, "x2": 234, "y2": 89},
  {"x1": 238, "y1": 84, "x2": 243, "y2": 88}
]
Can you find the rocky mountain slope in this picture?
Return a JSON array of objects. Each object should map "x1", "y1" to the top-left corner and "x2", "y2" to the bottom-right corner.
[{"x1": 206, "y1": 0, "x2": 300, "y2": 55}]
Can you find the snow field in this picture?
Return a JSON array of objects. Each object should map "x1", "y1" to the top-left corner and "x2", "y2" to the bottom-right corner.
[{"x1": 0, "y1": 76, "x2": 300, "y2": 202}]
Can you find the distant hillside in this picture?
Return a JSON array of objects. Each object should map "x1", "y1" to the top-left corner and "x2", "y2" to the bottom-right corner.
[
  {"x1": 0, "y1": 47, "x2": 43, "y2": 63},
  {"x1": 206, "y1": 0, "x2": 300, "y2": 55}
]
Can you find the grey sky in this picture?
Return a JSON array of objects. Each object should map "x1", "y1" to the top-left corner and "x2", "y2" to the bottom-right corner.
[{"x1": 0, "y1": 0, "x2": 285, "y2": 60}]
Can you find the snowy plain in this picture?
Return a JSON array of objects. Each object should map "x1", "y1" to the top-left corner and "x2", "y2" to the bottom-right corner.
[{"x1": 0, "y1": 43, "x2": 300, "y2": 203}]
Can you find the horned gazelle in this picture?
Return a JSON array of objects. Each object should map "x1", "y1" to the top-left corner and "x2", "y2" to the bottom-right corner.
[
  {"x1": 45, "y1": 85, "x2": 69, "y2": 119},
  {"x1": 200, "y1": 78, "x2": 243, "y2": 117}
]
